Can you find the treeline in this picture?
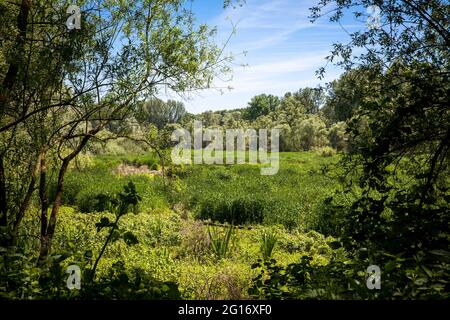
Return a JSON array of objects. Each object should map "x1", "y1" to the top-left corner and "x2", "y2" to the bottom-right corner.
[
  {"x1": 186, "y1": 84, "x2": 348, "y2": 153},
  {"x1": 128, "y1": 71, "x2": 373, "y2": 154}
]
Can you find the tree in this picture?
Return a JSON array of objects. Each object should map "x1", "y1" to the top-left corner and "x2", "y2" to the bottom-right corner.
[
  {"x1": 221, "y1": 111, "x2": 244, "y2": 129},
  {"x1": 310, "y1": 0, "x2": 450, "y2": 298},
  {"x1": 198, "y1": 110, "x2": 222, "y2": 127},
  {"x1": 293, "y1": 115, "x2": 329, "y2": 151},
  {"x1": 328, "y1": 121, "x2": 347, "y2": 151},
  {"x1": 322, "y1": 67, "x2": 380, "y2": 124},
  {"x1": 137, "y1": 98, "x2": 187, "y2": 129},
  {"x1": 245, "y1": 94, "x2": 280, "y2": 120},
  {"x1": 0, "y1": 0, "x2": 232, "y2": 263},
  {"x1": 287, "y1": 87, "x2": 325, "y2": 114}
]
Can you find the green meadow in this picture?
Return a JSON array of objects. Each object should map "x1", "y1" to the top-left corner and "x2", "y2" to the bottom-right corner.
[{"x1": 18, "y1": 151, "x2": 344, "y2": 299}]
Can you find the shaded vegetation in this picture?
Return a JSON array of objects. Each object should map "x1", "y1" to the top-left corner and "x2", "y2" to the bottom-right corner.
[{"x1": 0, "y1": 0, "x2": 449, "y2": 301}]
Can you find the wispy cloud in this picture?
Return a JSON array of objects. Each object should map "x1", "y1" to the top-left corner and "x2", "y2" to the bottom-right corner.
[
  {"x1": 170, "y1": 0, "x2": 354, "y2": 113},
  {"x1": 178, "y1": 54, "x2": 340, "y2": 111},
  {"x1": 213, "y1": 0, "x2": 315, "y2": 51}
]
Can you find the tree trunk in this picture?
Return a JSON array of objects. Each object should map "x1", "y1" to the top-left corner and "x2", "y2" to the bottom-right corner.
[
  {"x1": 0, "y1": 0, "x2": 33, "y2": 117},
  {"x1": 0, "y1": 0, "x2": 33, "y2": 246},
  {"x1": 38, "y1": 154, "x2": 50, "y2": 265},
  {"x1": 42, "y1": 159, "x2": 69, "y2": 256},
  {"x1": 0, "y1": 156, "x2": 7, "y2": 228},
  {"x1": 38, "y1": 159, "x2": 68, "y2": 264},
  {"x1": 11, "y1": 153, "x2": 41, "y2": 246},
  {"x1": 38, "y1": 129, "x2": 100, "y2": 263}
]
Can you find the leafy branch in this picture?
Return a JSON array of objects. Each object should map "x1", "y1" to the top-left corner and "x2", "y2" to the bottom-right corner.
[{"x1": 89, "y1": 181, "x2": 141, "y2": 283}]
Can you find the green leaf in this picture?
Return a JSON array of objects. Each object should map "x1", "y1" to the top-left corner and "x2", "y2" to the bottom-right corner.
[{"x1": 429, "y1": 249, "x2": 450, "y2": 257}]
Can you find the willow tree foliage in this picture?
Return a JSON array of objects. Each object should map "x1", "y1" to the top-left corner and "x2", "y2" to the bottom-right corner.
[{"x1": 0, "y1": 0, "x2": 233, "y2": 262}]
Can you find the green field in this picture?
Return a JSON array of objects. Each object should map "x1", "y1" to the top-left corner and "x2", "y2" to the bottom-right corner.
[{"x1": 19, "y1": 151, "x2": 345, "y2": 299}]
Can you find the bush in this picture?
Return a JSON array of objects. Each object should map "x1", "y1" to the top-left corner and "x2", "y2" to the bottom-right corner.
[
  {"x1": 179, "y1": 221, "x2": 211, "y2": 260},
  {"x1": 72, "y1": 153, "x2": 95, "y2": 170},
  {"x1": 328, "y1": 121, "x2": 347, "y2": 151},
  {"x1": 83, "y1": 262, "x2": 181, "y2": 300},
  {"x1": 76, "y1": 191, "x2": 116, "y2": 213},
  {"x1": 199, "y1": 197, "x2": 265, "y2": 225},
  {"x1": 178, "y1": 262, "x2": 252, "y2": 300},
  {"x1": 315, "y1": 146, "x2": 337, "y2": 157},
  {"x1": 248, "y1": 255, "x2": 369, "y2": 300},
  {"x1": 207, "y1": 265, "x2": 250, "y2": 299},
  {"x1": 292, "y1": 115, "x2": 329, "y2": 151}
]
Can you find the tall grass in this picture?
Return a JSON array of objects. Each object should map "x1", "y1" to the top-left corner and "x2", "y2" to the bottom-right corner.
[
  {"x1": 57, "y1": 151, "x2": 340, "y2": 230},
  {"x1": 260, "y1": 231, "x2": 277, "y2": 261},
  {"x1": 208, "y1": 225, "x2": 235, "y2": 260},
  {"x1": 51, "y1": 154, "x2": 168, "y2": 213},
  {"x1": 181, "y1": 152, "x2": 339, "y2": 229}
]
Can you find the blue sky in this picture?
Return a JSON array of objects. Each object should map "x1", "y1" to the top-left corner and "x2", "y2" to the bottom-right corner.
[{"x1": 164, "y1": 0, "x2": 368, "y2": 113}]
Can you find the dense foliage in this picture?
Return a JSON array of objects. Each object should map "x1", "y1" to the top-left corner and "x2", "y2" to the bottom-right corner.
[{"x1": 0, "y1": 0, "x2": 448, "y2": 300}]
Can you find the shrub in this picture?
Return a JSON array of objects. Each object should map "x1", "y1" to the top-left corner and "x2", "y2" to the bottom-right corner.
[
  {"x1": 145, "y1": 216, "x2": 181, "y2": 247},
  {"x1": 76, "y1": 191, "x2": 116, "y2": 213},
  {"x1": 180, "y1": 221, "x2": 211, "y2": 260},
  {"x1": 328, "y1": 121, "x2": 347, "y2": 151},
  {"x1": 199, "y1": 197, "x2": 265, "y2": 225},
  {"x1": 166, "y1": 164, "x2": 187, "y2": 178},
  {"x1": 215, "y1": 168, "x2": 234, "y2": 181},
  {"x1": 313, "y1": 146, "x2": 337, "y2": 157},
  {"x1": 208, "y1": 265, "x2": 250, "y2": 300},
  {"x1": 248, "y1": 255, "x2": 367, "y2": 300},
  {"x1": 177, "y1": 262, "x2": 252, "y2": 300},
  {"x1": 292, "y1": 115, "x2": 329, "y2": 151},
  {"x1": 72, "y1": 153, "x2": 95, "y2": 170},
  {"x1": 84, "y1": 262, "x2": 181, "y2": 299}
]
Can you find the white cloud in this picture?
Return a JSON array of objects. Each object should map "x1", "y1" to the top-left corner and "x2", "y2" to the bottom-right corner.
[
  {"x1": 178, "y1": 54, "x2": 341, "y2": 112},
  {"x1": 174, "y1": 0, "x2": 349, "y2": 113}
]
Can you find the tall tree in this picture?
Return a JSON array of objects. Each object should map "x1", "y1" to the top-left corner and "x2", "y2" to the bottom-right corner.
[
  {"x1": 245, "y1": 94, "x2": 280, "y2": 120},
  {"x1": 290, "y1": 87, "x2": 325, "y2": 114},
  {"x1": 322, "y1": 67, "x2": 380, "y2": 123},
  {"x1": 310, "y1": 0, "x2": 450, "y2": 297},
  {"x1": 137, "y1": 98, "x2": 187, "y2": 129},
  {"x1": 0, "y1": 0, "x2": 233, "y2": 262}
]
